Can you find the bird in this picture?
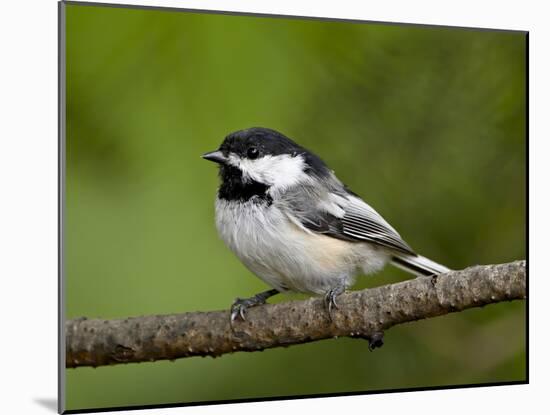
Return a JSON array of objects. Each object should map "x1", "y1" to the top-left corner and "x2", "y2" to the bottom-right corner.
[{"x1": 202, "y1": 127, "x2": 450, "y2": 322}]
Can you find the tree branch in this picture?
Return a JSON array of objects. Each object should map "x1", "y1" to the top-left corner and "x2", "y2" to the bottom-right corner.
[{"x1": 66, "y1": 260, "x2": 526, "y2": 368}]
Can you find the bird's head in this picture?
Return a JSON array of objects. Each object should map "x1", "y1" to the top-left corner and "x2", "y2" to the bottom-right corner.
[{"x1": 202, "y1": 127, "x2": 329, "y2": 193}]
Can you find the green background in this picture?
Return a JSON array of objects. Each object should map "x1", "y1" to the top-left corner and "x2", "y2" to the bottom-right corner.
[{"x1": 64, "y1": 3, "x2": 526, "y2": 411}]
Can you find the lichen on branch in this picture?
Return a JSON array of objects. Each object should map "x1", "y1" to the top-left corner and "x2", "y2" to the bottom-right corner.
[{"x1": 66, "y1": 260, "x2": 526, "y2": 368}]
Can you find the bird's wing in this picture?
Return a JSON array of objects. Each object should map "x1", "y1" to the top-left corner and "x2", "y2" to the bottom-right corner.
[
  {"x1": 338, "y1": 195, "x2": 416, "y2": 255},
  {"x1": 280, "y1": 184, "x2": 416, "y2": 256}
]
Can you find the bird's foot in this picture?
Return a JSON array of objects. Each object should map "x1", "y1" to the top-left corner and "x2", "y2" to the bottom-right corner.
[
  {"x1": 230, "y1": 297, "x2": 263, "y2": 322},
  {"x1": 324, "y1": 285, "x2": 346, "y2": 319},
  {"x1": 230, "y1": 289, "x2": 279, "y2": 323}
]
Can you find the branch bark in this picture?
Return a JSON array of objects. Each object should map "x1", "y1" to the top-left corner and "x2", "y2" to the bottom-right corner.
[{"x1": 66, "y1": 260, "x2": 526, "y2": 368}]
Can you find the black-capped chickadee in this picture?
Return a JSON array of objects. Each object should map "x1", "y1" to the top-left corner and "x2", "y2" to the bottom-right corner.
[{"x1": 203, "y1": 127, "x2": 450, "y2": 321}]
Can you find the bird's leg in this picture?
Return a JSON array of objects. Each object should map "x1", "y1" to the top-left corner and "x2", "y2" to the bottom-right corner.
[
  {"x1": 324, "y1": 283, "x2": 346, "y2": 319},
  {"x1": 230, "y1": 288, "x2": 279, "y2": 322}
]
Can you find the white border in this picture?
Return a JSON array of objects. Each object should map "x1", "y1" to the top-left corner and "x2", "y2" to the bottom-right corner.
[{"x1": 1, "y1": 0, "x2": 545, "y2": 414}]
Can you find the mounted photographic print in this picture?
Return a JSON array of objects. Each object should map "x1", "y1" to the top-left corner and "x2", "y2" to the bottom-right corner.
[{"x1": 59, "y1": 1, "x2": 527, "y2": 413}]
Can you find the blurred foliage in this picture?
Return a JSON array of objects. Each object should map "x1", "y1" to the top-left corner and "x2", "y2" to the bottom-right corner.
[{"x1": 64, "y1": 3, "x2": 526, "y2": 411}]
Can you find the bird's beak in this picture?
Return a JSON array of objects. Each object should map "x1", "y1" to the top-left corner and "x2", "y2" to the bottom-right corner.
[{"x1": 201, "y1": 150, "x2": 228, "y2": 165}]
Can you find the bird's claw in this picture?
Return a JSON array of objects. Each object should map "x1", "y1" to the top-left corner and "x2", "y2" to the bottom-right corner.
[
  {"x1": 324, "y1": 285, "x2": 345, "y2": 319},
  {"x1": 229, "y1": 289, "x2": 279, "y2": 326},
  {"x1": 230, "y1": 295, "x2": 266, "y2": 323},
  {"x1": 324, "y1": 291, "x2": 338, "y2": 314},
  {"x1": 230, "y1": 301, "x2": 245, "y2": 322},
  {"x1": 230, "y1": 298, "x2": 249, "y2": 322}
]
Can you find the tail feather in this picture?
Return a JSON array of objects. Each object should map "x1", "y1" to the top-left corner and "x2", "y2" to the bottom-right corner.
[{"x1": 391, "y1": 254, "x2": 450, "y2": 277}]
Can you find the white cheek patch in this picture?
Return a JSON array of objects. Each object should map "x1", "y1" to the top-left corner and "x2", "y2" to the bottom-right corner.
[{"x1": 229, "y1": 153, "x2": 308, "y2": 190}]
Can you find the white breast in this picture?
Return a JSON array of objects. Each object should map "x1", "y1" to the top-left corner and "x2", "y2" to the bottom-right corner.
[{"x1": 215, "y1": 198, "x2": 388, "y2": 295}]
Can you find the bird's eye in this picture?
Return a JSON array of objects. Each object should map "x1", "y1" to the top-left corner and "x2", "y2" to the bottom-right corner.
[{"x1": 247, "y1": 147, "x2": 259, "y2": 159}]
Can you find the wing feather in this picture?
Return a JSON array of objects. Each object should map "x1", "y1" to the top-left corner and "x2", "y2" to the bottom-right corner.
[{"x1": 280, "y1": 183, "x2": 416, "y2": 255}]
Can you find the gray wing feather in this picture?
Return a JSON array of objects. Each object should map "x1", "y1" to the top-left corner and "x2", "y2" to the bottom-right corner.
[
  {"x1": 341, "y1": 197, "x2": 415, "y2": 254},
  {"x1": 279, "y1": 180, "x2": 416, "y2": 256}
]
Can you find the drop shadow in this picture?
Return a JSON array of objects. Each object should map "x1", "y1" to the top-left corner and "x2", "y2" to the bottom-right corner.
[{"x1": 34, "y1": 398, "x2": 57, "y2": 413}]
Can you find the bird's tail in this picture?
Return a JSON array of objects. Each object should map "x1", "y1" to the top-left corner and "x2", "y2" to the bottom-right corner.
[{"x1": 391, "y1": 253, "x2": 450, "y2": 277}]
